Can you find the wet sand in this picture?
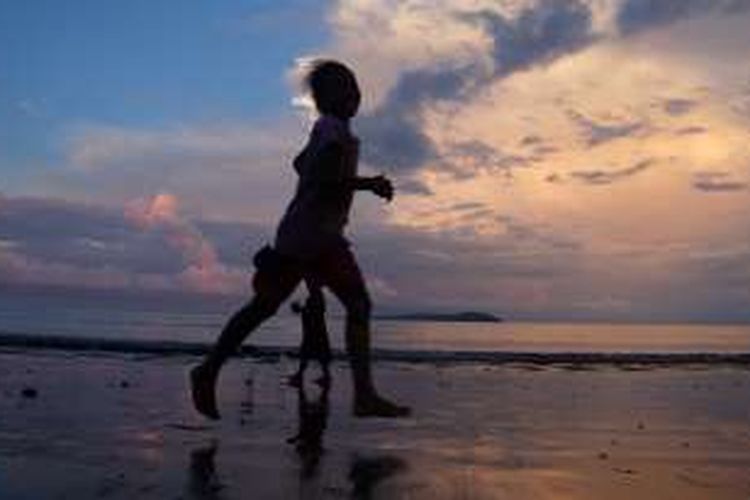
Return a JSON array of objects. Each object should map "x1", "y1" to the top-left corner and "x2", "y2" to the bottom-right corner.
[{"x1": 0, "y1": 349, "x2": 749, "y2": 499}]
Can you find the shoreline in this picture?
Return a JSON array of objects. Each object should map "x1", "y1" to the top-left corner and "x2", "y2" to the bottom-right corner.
[{"x1": 0, "y1": 331, "x2": 749, "y2": 367}]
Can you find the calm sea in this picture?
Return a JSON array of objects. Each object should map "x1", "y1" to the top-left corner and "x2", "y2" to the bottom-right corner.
[{"x1": 0, "y1": 290, "x2": 748, "y2": 354}]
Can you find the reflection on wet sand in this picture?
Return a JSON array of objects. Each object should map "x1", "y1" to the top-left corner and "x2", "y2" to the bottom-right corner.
[
  {"x1": 349, "y1": 454, "x2": 408, "y2": 500},
  {"x1": 287, "y1": 382, "x2": 331, "y2": 479},
  {"x1": 3, "y1": 352, "x2": 748, "y2": 499},
  {"x1": 187, "y1": 440, "x2": 224, "y2": 500}
]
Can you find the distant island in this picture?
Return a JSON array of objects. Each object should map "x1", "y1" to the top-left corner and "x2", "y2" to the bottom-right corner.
[{"x1": 378, "y1": 311, "x2": 503, "y2": 323}]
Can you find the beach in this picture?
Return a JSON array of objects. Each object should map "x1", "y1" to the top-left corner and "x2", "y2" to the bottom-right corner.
[{"x1": 1, "y1": 348, "x2": 749, "y2": 499}]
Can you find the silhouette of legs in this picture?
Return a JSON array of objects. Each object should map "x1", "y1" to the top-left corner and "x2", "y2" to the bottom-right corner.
[
  {"x1": 319, "y1": 248, "x2": 409, "y2": 417},
  {"x1": 315, "y1": 362, "x2": 332, "y2": 388},
  {"x1": 187, "y1": 440, "x2": 223, "y2": 498},
  {"x1": 191, "y1": 265, "x2": 301, "y2": 419},
  {"x1": 288, "y1": 280, "x2": 331, "y2": 388},
  {"x1": 191, "y1": 245, "x2": 408, "y2": 419},
  {"x1": 287, "y1": 383, "x2": 330, "y2": 479},
  {"x1": 287, "y1": 358, "x2": 307, "y2": 388}
]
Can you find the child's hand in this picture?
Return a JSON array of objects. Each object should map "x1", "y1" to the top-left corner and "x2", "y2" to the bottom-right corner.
[{"x1": 370, "y1": 175, "x2": 394, "y2": 201}]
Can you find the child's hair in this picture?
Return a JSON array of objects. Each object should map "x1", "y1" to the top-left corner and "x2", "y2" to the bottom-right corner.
[{"x1": 305, "y1": 60, "x2": 358, "y2": 115}]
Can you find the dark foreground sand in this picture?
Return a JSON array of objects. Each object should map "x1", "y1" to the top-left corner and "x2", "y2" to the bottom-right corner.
[{"x1": 0, "y1": 349, "x2": 749, "y2": 499}]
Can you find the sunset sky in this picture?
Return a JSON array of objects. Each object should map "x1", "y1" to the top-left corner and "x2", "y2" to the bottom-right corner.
[{"x1": 2, "y1": 0, "x2": 750, "y2": 322}]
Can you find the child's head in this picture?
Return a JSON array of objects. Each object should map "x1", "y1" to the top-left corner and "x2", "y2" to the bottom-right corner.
[{"x1": 306, "y1": 60, "x2": 361, "y2": 119}]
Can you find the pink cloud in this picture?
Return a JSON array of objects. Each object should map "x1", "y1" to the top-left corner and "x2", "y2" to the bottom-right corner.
[{"x1": 124, "y1": 193, "x2": 243, "y2": 294}]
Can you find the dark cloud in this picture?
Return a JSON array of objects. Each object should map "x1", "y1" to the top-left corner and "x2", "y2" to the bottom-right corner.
[
  {"x1": 0, "y1": 193, "x2": 582, "y2": 312},
  {"x1": 0, "y1": 194, "x2": 272, "y2": 295},
  {"x1": 520, "y1": 135, "x2": 544, "y2": 146},
  {"x1": 450, "y1": 141, "x2": 499, "y2": 163},
  {"x1": 569, "y1": 159, "x2": 655, "y2": 185},
  {"x1": 567, "y1": 110, "x2": 645, "y2": 147},
  {"x1": 530, "y1": 144, "x2": 560, "y2": 157},
  {"x1": 447, "y1": 140, "x2": 531, "y2": 174},
  {"x1": 449, "y1": 202, "x2": 487, "y2": 212},
  {"x1": 675, "y1": 126, "x2": 708, "y2": 136},
  {"x1": 195, "y1": 219, "x2": 270, "y2": 268},
  {"x1": 616, "y1": 0, "x2": 750, "y2": 36},
  {"x1": 671, "y1": 245, "x2": 750, "y2": 322},
  {"x1": 662, "y1": 98, "x2": 698, "y2": 116},
  {"x1": 396, "y1": 178, "x2": 433, "y2": 196},
  {"x1": 356, "y1": 68, "x2": 463, "y2": 170},
  {"x1": 692, "y1": 172, "x2": 747, "y2": 192},
  {"x1": 463, "y1": 0, "x2": 594, "y2": 77},
  {"x1": 353, "y1": 221, "x2": 582, "y2": 310},
  {"x1": 686, "y1": 247, "x2": 750, "y2": 288},
  {"x1": 358, "y1": 0, "x2": 749, "y2": 177},
  {"x1": 0, "y1": 195, "x2": 181, "y2": 274},
  {"x1": 4, "y1": 195, "x2": 749, "y2": 320},
  {"x1": 358, "y1": 0, "x2": 596, "y2": 172},
  {"x1": 545, "y1": 173, "x2": 563, "y2": 184}
]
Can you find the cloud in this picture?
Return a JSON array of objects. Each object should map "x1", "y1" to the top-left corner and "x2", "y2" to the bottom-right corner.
[
  {"x1": 4, "y1": 190, "x2": 750, "y2": 320},
  {"x1": 0, "y1": 191, "x2": 583, "y2": 313},
  {"x1": 52, "y1": 121, "x2": 301, "y2": 222},
  {"x1": 692, "y1": 171, "x2": 747, "y2": 192},
  {"x1": 396, "y1": 177, "x2": 433, "y2": 196},
  {"x1": 674, "y1": 126, "x2": 708, "y2": 136},
  {"x1": 449, "y1": 202, "x2": 487, "y2": 212},
  {"x1": 569, "y1": 159, "x2": 655, "y2": 185},
  {"x1": 461, "y1": 0, "x2": 595, "y2": 77},
  {"x1": 0, "y1": 193, "x2": 181, "y2": 273},
  {"x1": 329, "y1": 0, "x2": 750, "y2": 181},
  {"x1": 616, "y1": 0, "x2": 750, "y2": 36},
  {"x1": 0, "y1": 248, "x2": 132, "y2": 291},
  {"x1": 124, "y1": 193, "x2": 243, "y2": 293},
  {"x1": 567, "y1": 110, "x2": 645, "y2": 147},
  {"x1": 10, "y1": 0, "x2": 750, "y2": 322},
  {"x1": 661, "y1": 98, "x2": 698, "y2": 116},
  {"x1": 67, "y1": 124, "x2": 285, "y2": 170},
  {"x1": 354, "y1": 0, "x2": 596, "y2": 172},
  {"x1": 0, "y1": 193, "x2": 247, "y2": 295}
]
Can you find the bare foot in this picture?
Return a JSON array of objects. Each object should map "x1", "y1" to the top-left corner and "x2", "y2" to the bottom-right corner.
[
  {"x1": 190, "y1": 364, "x2": 220, "y2": 420},
  {"x1": 354, "y1": 394, "x2": 410, "y2": 418}
]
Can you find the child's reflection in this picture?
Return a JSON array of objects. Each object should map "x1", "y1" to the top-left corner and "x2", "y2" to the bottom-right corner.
[
  {"x1": 287, "y1": 382, "x2": 330, "y2": 478},
  {"x1": 187, "y1": 440, "x2": 224, "y2": 500}
]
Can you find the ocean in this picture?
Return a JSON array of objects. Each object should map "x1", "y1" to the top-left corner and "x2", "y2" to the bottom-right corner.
[{"x1": 0, "y1": 289, "x2": 748, "y2": 357}]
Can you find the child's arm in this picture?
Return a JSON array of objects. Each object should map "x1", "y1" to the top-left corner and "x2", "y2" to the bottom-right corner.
[{"x1": 348, "y1": 175, "x2": 393, "y2": 201}]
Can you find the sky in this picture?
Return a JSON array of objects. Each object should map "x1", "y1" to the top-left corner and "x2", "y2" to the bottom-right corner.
[{"x1": 1, "y1": 0, "x2": 750, "y2": 322}]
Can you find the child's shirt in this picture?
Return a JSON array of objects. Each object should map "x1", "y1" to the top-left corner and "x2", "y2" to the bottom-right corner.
[{"x1": 274, "y1": 115, "x2": 359, "y2": 260}]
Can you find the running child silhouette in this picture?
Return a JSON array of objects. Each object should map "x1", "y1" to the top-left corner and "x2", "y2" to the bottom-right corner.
[
  {"x1": 288, "y1": 282, "x2": 332, "y2": 388},
  {"x1": 190, "y1": 60, "x2": 409, "y2": 419}
]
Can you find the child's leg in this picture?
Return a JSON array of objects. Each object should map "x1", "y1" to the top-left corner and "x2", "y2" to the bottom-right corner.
[
  {"x1": 288, "y1": 358, "x2": 307, "y2": 387},
  {"x1": 302, "y1": 279, "x2": 331, "y2": 387},
  {"x1": 191, "y1": 266, "x2": 301, "y2": 419},
  {"x1": 315, "y1": 361, "x2": 332, "y2": 388},
  {"x1": 319, "y1": 248, "x2": 409, "y2": 417},
  {"x1": 305, "y1": 282, "x2": 325, "y2": 311}
]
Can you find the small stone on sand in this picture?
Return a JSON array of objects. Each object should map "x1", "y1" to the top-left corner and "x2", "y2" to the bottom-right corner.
[{"x1": 20, "y1": 387, "x2": 38, "y2": 399}]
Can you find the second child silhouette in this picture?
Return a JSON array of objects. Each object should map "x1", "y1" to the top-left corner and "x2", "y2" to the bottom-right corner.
[{"x1": 288, "y1": 281, "x2": 332, "y2": 388}]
